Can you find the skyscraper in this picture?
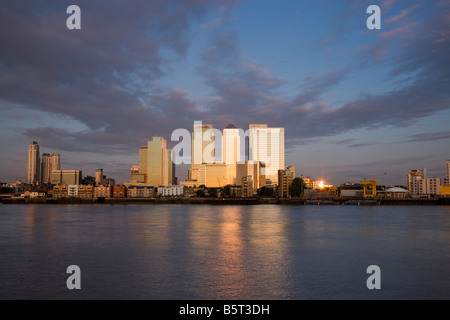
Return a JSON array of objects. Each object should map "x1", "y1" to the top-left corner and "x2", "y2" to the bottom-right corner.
[
  {"x1": 41, "y1": 153, "x2": 60, "y2": 183},
  {"x1": 27, "y1": 141, "x2": 40, "y2": 184},
  {"x1": 222, "y1": 123, "x2": 240, "y2": 185},
  {"x1": 192, "y1": 122, "x2": 215, "y2": 166},
  {"x1": 148, "y1": 137, "x2": 169, "y2": 187},
  {"x1": 130, "y1": 137, "x2": 174, "y2": 187},
  {"x1": 248, "y1": 124, "x2": 285, "y2": 185}
]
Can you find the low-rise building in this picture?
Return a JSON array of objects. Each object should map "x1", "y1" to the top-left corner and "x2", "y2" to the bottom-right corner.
[
  {"x1": 78, "y1": 185, "x2": 94, "y2": 199},
  {"x1": 113, "y1": 185, "x2": 127, "y2": 198},
  {"x1": 94, "y1": 185, "x2": 113, "y2": 198},
  {"x1": 385, "y1": 187, "x2": 410, "y2": 199},
  {"x1": 52, "y1": 185, "x2": 69, "y2": 199},
  {"x1": 157, "y1": 185, "x2": 184, "y2": 197},
  {"x1": 127, "y1": 186, "x2": 155, "y2": 198}
]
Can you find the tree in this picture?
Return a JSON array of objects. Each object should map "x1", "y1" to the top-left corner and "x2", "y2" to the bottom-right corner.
[
  {"x1": 259, "y1": 186, "x2": 274, "y2": 197},
  {"x1": 196, "y1": 189, "x2": 205, "y2": 197},
  {"x1": 221, "y1": 185, "x2": 231, "y2": 197},
  {"x1": 289, "y1": 178, "x2": 304, "y2": 197}
]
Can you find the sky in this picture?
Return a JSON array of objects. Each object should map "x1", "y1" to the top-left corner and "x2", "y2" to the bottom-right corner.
[{"x1": 0, "y1": 0, "x2": 449, "y2": 186}]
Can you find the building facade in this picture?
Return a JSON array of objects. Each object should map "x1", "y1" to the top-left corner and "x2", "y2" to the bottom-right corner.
[
  {"x1": 408, "y1": 168, "x2": 427, "y2": 194},
  {"x1": 93, "y1": 185, "x2": 112, "y2": 198},
  {"x1": 248, "y1": 124, "x2": 285, "y2": 185},
  {"x1": 417, "y1": 178, "x2": 441, "y2": 196},
  {"x1": 27, "y1": 141, "x2": 40, "y2": 184},
  {"x1": 130, "y1": 137, "x2": 173, "y2": 187},
  {"x1": 278, "y1": 169, "x2": 291, "y2": 198},
  {"x1": 41, "y1": 153, "x2": 60, "y2": 184},
  {"x1": 127, "y1": 186, "x2": 155, "y2": 198},
  {"x1": 51, "y1": 170, "x2": 82, "y2": 185},
  {"x1": 157, "y1": 185, "x2": 184, "y2": 197},
  {"x1": 113, "y1": 185, "x2": 127, "y2": 198}
]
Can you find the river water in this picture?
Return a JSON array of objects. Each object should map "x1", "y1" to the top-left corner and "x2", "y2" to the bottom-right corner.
[{"x1": 0, "y1": 204, "x2": 449, "y2": 300}]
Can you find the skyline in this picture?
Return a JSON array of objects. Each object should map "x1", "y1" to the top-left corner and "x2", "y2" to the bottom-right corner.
[{"x1": 1, "y1": 0, "x2": 450, "y2": 185}]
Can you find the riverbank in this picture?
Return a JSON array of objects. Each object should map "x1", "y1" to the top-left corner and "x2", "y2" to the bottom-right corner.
[{"x1": 2, "y1": 197, "x2": 450, "y2": 205}]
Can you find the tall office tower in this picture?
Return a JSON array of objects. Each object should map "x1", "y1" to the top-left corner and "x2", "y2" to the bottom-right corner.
[
  {"x1": 446, "y1": 160, "x2": 450, "y2": 186},
  {"x1": 148, "y1": 137, "x2": 169, "y2": 187},
  {"x1": 192, "y1": 122, "x2": 215, "y2": 166},
  {"x1": 41, "y1": 153, "x2": 60, "y2": 183},
  {"x1": 130, "y1": 138, "x2": 173, "y2": 186},
  {"x1": 248, "y1": 124, "x2": 285, "y2": 185},
  {"x1": 222, "y1": 123, "x2": 241, "y2": 185},
  {"x1": 407, "y1": 168, "x2": 427, "y2": 195},
  {"x1": 27, "y1": 141, "x2": 40, "y2": 184}
]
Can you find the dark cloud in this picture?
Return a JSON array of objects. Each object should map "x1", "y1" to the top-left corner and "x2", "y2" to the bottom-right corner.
[{"x1": 1, "y1": 0, "x2": 449, "y2": 160}]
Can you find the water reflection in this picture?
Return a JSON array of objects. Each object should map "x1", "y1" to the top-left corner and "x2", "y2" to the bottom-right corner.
[{"x1": 2, "y1": 204, "x2": 450, "y2": 299}]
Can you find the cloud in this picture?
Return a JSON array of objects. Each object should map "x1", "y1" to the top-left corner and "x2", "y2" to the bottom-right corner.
[
  {"x1": 385, "y1": 4, "x2": 420, "y2": 24},
  {"x1": 405, "y1": 130, "x2": 450, "y2": 142},
  {"x1": 1, "y1": 0, "x2": 449, "y2": 162}
]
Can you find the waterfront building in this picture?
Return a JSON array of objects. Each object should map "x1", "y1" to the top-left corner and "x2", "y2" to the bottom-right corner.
[
  {"x1": 93, "y1": 185, "x2": 112, "y2": 198},
  {"x1": 113, "y1": 185, "x2": 127, "y2": 198},
  {"x1": 386, "y1": 187, "x2": 409, "y2": 199},
  {"x1": 417, "y1": 178, "x2": 441, "y2": 196},
  {"x1": 339, "y1": 184, "x2": 364, "y2": 198},
  {"x1": 27, "y1": 141, "x2": 40, "y2": 184},
  {"x1": 68, "y1": 185, "x2": 78, "y2": 197},
  {"x1": 51, "y1": 170, "x2": 82, "y2": 185},
  {"x1": 278, "y1": 169, "x2": 291, "y2": 198},
  {"x1": 52, "y1": 185, "x2": 68, "y2": 199},
  {"x1": 157, "y1": 185, "x2": 184, "y2": 197},
  {"x1": 127, "y1": 185, "x2": 155, "y2": 198},
  {"x1": 248, "y1": 124, "x2": 285, "y2": 185},
  {"x1": 230, "y1": 185, "x2": 243, "y2": 197},
  {"x1": 41, "y1": 153, "x2": 60, "y2": 183},
  {"x1": 78, "y1": 185, "x2": 94, "y2": 199},
  {"x1": 242, "y1": 176, "x2": 253, "y2": 198},
  {"x1": 408, "y1": 169, "x2": 427, "y2": 194}
]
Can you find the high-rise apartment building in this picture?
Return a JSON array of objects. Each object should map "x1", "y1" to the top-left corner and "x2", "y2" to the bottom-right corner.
[
  {"x1": 41, "y1": 153, "x2": 60, "y2": 183},
  {"x1": 248, "y1": 124, "x2": 285, "y2": 185},
  {"x1": 27, "y1": 141, "x2": 40, "y2": 184},
  {"x1": 407, "y1": 168, "x2": 427, "y2": 195},
  {"x1": 418, "y1": 178, "x2": 441, "y2": 196}
]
